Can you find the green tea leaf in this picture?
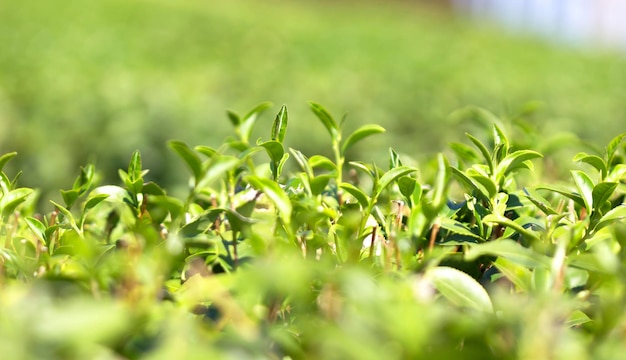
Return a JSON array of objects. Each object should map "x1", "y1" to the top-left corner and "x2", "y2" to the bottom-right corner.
[
  {"x1": 466, "y1": 133, "x2": 494, "y2": 174},
  {"x1": 536, "y1": 185, "x2": 585, "y2": 209},
  {"x1": 466, "y1": 239, "x2": 550, "y2": 268},
  {"x1": 240, "y1": 102, "x2": 273, "y2": 143},
  {"x1": 195, "y1": 145, "x2": 217, "y2": 158},
  {"x1": 426, "y1": 266, "x2": 493, "y2": 312},
  {"x1": 309, "y1": 155, "x2": 336, "y2": 171},
  {"x1": 591, "y1": 182, "x2": 617, "y2": 213},
  {"x1": 25, "y1": 216, "x2": 47, "y2": 243},
  {"x1": 0, "y1": 152, "x2": 17, "y2": 173},
  {"x1": 339, "y1": 182, "x2": 370, "y2": 208},
  {"x1": 571, "y1": 170, "x2": 595, "y2": 212},
  {"x1": 606, "y1": 132, "x2": 626, "y2": 165},
  {"x1": 83, "y1": 194, "x2": 109, "y2": 213},
  {"x1": 573, "y1": 152, "x2": 607, "y2": 178},
  {"x1": 197, "y1": 156, "x2": 240, "y2": 190},
  {"x1": 375, "y1": 166, "x2": 416, "y2": 196},
  {"x1": 341, "y1": 124, "x2": 385, "y2": 155},
  {"x1": 450, "y1": 167, "x2": 490, "y2": 202},
  {"x1": 495, "y1": 150, "x2": 542, "y2": 181},
  {"x1": 271, "y1": 105, "x2": 288, "y2": 144},
  {"x1": 1, "y1": 188, "x2": 33, "y2": 219},
  {"x1": 438, "y1": 217, "x2": 483, "y2": 241},
  {"x1": 309, "y1": 101, "x2": 339, "y2": 139},
  {"x1": 169, "y1": 140, "x2": 203, "y2": 183},
  {"x1": 246, "y1": 176, "x2": 292, "y2": 224},
  {"x1": 482, "y1": 214, "x2": 541, "y2": 242},
  {"x1": 258, "y1": 139, "x2": 284, "y2": 164}
]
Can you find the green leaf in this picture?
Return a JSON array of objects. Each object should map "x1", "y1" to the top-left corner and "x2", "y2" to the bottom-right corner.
[
  {"x1": 128, "y1": 150, "x2": 142, "y2": 181},
  {"x1": 341, "y1": 124, "x2": 385, "y2": 155},
  {"x1": 482, "y1": 214, "x2": 541, "y2": 242},
  {"x1": 523, "y1": 188, "x2": 558, "y2": 215},
  {"x1": 450, "y1": 167, "x2": 490, "y2": 202},
  {"x1": 169, "y1": 141, "x2": 203, "y2": 183},
  {"x1": 591, "y1": 182, "x2": 618, "y2": 213},
  {"x1": 470, "y1": 174, "x2": 497, "y2": 198},
  {"x1": 245, "y1": 176, "x2": 292, "y2": 224},
  {"x1": 50, "y1": 200, "x2": 78, "y2": 232},
  {"x1": 197, "y1": 156, "x2": 240, "y2": 190},
  {"x1": 339, "y1": 183, "x2": 370, "y2": 208},
  {"x1": 450, "y1": 142, "x2": 479, "y2": 163},
  {"x1": 466, "y1": 133, "x2": 494, "y2": 174},
  {"x1": 566, "y1": 310, "x2": 592, "y2": 327},
  {"x1": 492, "y1": 123, "x2": 509, "y2": 163},
  {"x1": 397, "y1": 176, "x2": 417, "y2": 201},
  {"x1": 310, "y1": 174, "x2": 332, "y2": 196},
  {"x1": 240, "y1": 102, "x2": 273, "y2": 143},
  {"x1": 271, "y1": 105, "x2": 288, "y2": 144},
  {"x1": 226, "y1": 109, "x2": 240, "y2": 127},
  {"x1": 257, "y1": 139, "x2": 284, "y2": 164},
  {"x1": 389, "y1": 148, "x2": 403, "y2": 169},
  {"x1": 466, "y1": 239, "x2": 550, "y2": 268},
  {"x1": 571, "y1": 170, "x2": 594, "y2": 212},
  {"x1": 60, "y1": 189, "x2": 81, "y2": 210},
  {"x1": 289, "y1": 148, "x2": 313, "y2": 178},
  {"x1": 606, "y1": 132, "x2": 626, "y2": 165},
  {"x1": 375, "y1": 166, "x2": 416, "y2": 196},
  {"x1": 425, "y1": 266, "x2": 493, "y2": 312},
  {"x1": 536, "y1": 185, "x2": 585, "y2": 209},
  {"x1": 1, "y1": 188, "x2": 33, "y2": 218},
  {"x1": 83, "y1": 194, "x2": 109, "y2": 213},
  {"x1": 142, "y1": 182, "x2": 166, "y2": 196},
  {"x1": 309, "y1": 155, "x2": 336, "y2": 171},
  {"x1": 309, "y1": 101, "x2": 339, "y2": 139},
  {"x1": 438, "y1": 217, "x2": 483, "y2": 241},
  {"x1": 0, "y1": 152, "x2": 17, "y2": 173},
  {"x1": 276, "y1": 153, "x2": 290, "y2": 179},
  {"x1": 495, "y1": 150, "x2": 543, "y2": 181},
  {"x1": 493, "y1": 257, "x2": 531, "y2": 292},
  {"x1": 195, "y1": 145, "x2": 217, "y2": 158},
  {"x1": 423, "y1": 154, "x2": 450, "y2": 216},
  {"x1": 592, "y1": 205, "x2": 626, "y2": 233},
  {"x1": 573, "y1": 152, "x2": 607, "y2": 178},
  {"x1": 25, "y1": 216, "x2": 47, "y2": 243},
  {"x1": 148, "y1": 195, "x2": 185, "y2": 222}
]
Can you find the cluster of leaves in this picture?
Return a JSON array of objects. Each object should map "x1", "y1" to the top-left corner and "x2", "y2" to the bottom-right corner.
[{"x1": 2, "y1": 103, "x2": 626, "y2": 359}]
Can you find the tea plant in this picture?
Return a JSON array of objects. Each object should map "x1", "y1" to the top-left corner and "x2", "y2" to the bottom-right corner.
[{"x1": 1, "y1": 103, "x2": 626, "y2": 359}]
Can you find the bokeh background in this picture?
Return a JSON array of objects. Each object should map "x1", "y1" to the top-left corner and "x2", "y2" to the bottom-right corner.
[{"x1": 2, "y1": 0, "x2": 625, "y2": 201}]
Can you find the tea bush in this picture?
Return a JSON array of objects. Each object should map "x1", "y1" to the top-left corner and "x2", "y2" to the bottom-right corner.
[{"x1": 2, "y1": 102, "x2": 626, "y2": 359}]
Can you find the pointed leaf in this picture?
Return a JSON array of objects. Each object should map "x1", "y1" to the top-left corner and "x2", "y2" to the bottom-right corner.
[
  {"x1": 309, "y1": 155, "x2": 336, "y2": 171},
  {"x1": 571, "y1": 170, "x2": 594, "y2": 212},
  {"x1": 257, "y1": 139, "x2": 284, "y2": 164},
  {"x1": 25, "y1": 216, "x2": 47, "y2": 243},
  {"x1": 169, "y1": 141, "x2": 203, "y2": 182},
  {"x1": 310, "y1": 174, "x2": 332, "y2": 196},
  {"x1": 197, "y1": 156, "x2": 240, "y2": 190},
  {"x1": 83, "y1": 194, "x2": 109, "y2": 213},
  {"x1": 573, "y1": 152, "x2": 607, "y2": 178},
  {"x1": 495, "y1": 150, "x2": 542, "y2": 180},
  {"x1": 339, "y1": 182, "x2": 370, "y2": 208},
  {"x1": 523, "y1": 188, "x2": 558, "y2": 215},
  {"x1": 375, "y1": 166, "x2": 416, "y2": 196},
  {"x1": 466, "y1": 133, "x2": 494, "y2": 174},
  {"x1": 450, "y1": 167, "x2": 490, "y2": 202},
  {"x1": 470, "y1": 174, "x2": 497, "y2": 198},
  {"x1": 438, "y1": 217, "x2": 483, "y2": 241},
  {"x1": 289, "y1": 148, "x2": 313, "y2": 178},
  {"x1": 482, "y1": 214, "x2": 541, "y2": 242},
  {"x1": 592, "y1": 205, "x2": 626, "y2": 233},
  {"x1": 195, "y1": 145, "x2": 217, "y2": 158},
  {"x1": 606, "y1": 132, "x2": 626, "y2": 165},
  {"x1": 341, "y1": 124, "x2": 385, "y2": 155},
  {"x1": 426, "y1": 266, "x2": 493, "y2": 312},
  {"x1": 592, "y1": 182, "x2": 617, "y2": 213},
  {"x1": 240, "y1": 102, "x2": 273, "y2": 143},
  {"x1": 128, "y1": 150, "x2": 142, "y2": 181},
  {"x1": 271, "y1": 105, "x2": 288, "y2": 143},
  {"x1": 466, "y1": 239, "x2": 550, "y2": 268},
  {"x1": 389, "y1": 148, "x2": 403, "y2": 169},
  {"x1": 1, "y1": 188, "x2": 33, "y2": 218},
  {"x1": 245, "y1": 176, "x2": 292, "y2": 224},
  {"x1": 226, "y1": 110, "x2": 241, "y2": 127},
  {"x1": 309, "y1": 102, "x2": 339, "y2": 139},
  {"x1": 398, "y1": 176, "x2": 417, "y2": 201},
  {"x1": 450, "y1": 142, "x2": 479, "y2": 163},
  {"x1": 0, "y1": 152, "x2": 17, "y2": 173},
  {"x1": 536, "y1": 185, "x2": 585, "y2": 209}
]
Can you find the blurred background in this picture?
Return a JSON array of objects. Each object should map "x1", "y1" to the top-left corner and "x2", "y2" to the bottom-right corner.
[{"x1": 1, "y1": 0, "x2": 625, "y2": 201}]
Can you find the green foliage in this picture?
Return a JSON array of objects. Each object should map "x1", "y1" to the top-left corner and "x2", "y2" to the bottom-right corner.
[{"x1": 3, "y1": 103, "x2": 626, "y2": 358}]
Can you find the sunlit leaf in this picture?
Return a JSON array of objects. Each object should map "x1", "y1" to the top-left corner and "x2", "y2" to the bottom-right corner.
[
  {"x1": 426, "y1": 266, "x2": 493, "y2": 312},
  {"x1": 341, "y1": 124, "x2": 385, "y2": 155}
]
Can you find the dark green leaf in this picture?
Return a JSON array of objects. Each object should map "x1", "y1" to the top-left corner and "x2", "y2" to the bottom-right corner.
[
  {"x1": 341, "y1": 124, "x2": 385, "y2": 155},
  {"x1": 226, "y1": 109, "x2": 241, "y2": 127},
  {"x1": 310, "y1": 174, "x2": 332, "y2": 196},
  {"x1": 398, "y1": 176, "x2": 417, "y2": 201},
  {"x1": 592, "y1": 182, "x2": 618, "y2": 213},
  {"x1": 482, "y1": 214, "x2": 541, "y2": 242},
  {"x1": 83, "y1": 194, "x2": 109, "y2": 213},
  {"x1": 60, "y1": 189, "x2": 81, "y2": 210}
]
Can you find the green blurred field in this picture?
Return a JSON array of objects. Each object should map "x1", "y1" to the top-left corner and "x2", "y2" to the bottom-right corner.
[{"x1": 2, "y1": 0, "x2": 626, "y2": 198}]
